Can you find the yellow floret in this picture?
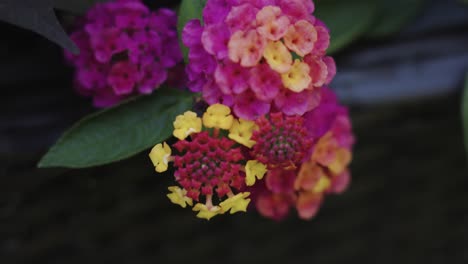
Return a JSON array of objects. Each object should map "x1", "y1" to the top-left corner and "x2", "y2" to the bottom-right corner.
[
  {"x1": 202, "y1": 104, "x2": 234, "y2": 130},
  {"x1": 173, "y1": 111, "x2": 202, "y2": 140},
  {"x1": 313, "y1": 176, "x2": 331, "y2": 193},
  {"x1": 281, "y1": 59, "x2": 312, "y2": 92},
  {"x1": 245, "y1": 160, "x2": 267, "y2": 186},
  {"x1": 192, "y1": 203, "x2": 222, "y2": 220},
  {"x1": 219, "y1": 192, "x2": 251, "y2": 214},
  {"x1": 328, "y1": 148, "x2": 352, "y2": 175},
  {"x1": 167, "y1": 186, "x2": 193, "y2": 208},
  {"x1": 149, "y1": 142, "x2": 171, "y2": 173},
  {"x1": 263, "y1": 41, "x2": 292, "y2": 74},
  {"x1": 228, "y1": 119, "x2": 257, "y2": 148}
]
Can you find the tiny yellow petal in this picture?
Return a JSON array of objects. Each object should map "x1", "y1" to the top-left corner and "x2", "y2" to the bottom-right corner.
[
  {"x1": 245, "y1": 160, "x2": 267, "y2": 186},
  {"x1": 202, "y1": 104, "x2": 234, "y2": 130},
  {"x1": 173, "y1": 111, "x2": 202, "y2": 140},
  {"x1": 193, "y1": 203, "x2": 222, "y2": 220},
  {"x1": 313, "y1": 176, "x2": 331, "y2": 193},
  {"x1": 149, "y1": 142, "x2": 171, "y2": 173},
  {"x1": 281, "y1": 59, "x2": 312, "y2": 92},
  {"x1": 263, "y1": 41, "x2": 292, "y2": 74},
  {"x1": 328, "y1": 148, "x2": 352, "y2": 175},
  {"x1": 167, "y1": 186, "x2": 193, "y2": 208},
  {"x1": 220, "y1": 192, "x2": 251, "y2": 214},
  {"x1": 228, "y1": 119, "x2": 257, "y2": 148}
]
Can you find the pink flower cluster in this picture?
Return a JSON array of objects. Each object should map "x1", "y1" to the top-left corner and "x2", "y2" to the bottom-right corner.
[
  {"x1": 183, "y1": 0, "x2": 336, "y2": 120},
  {"x1": 250, "y1": 88, "x2": 355, "y2": 220},
  {"x1": 65, "y1": 0, "x2": 183, "y2": 107}
]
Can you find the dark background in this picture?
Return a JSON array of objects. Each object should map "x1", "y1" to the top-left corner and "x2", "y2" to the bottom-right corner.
[{"x1": 1, "y1": 0, "x2": 468, "y2": 263}]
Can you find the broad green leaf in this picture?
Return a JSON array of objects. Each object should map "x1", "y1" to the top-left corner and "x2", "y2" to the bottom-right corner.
[
  {"x1": 367, "y1": 0, "x2": 425, "y2": 38},
  {"x1": 177, "y1": 0, "x2": 206, "y2": 63},
  {"x1": 315, "y1": 0, "x2": 377, "y2": 54},
  {"x1": 0, "y1": 0, "x2": 78, "y2": 54},
  {"x1": 38, "y1": 88, "x2": 194, "y2": 168},
  {"x1": 463, "y1": 73, "x2": 468, "y2": 155}
]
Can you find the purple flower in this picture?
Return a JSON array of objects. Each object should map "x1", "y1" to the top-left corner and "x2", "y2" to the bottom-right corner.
[
  {"x1": 108, "y1": 61, "x2": 139, "y2": 95},
  {"x1": 214, "y1": 60, "x2": 250, "y2": 95},
  {"x1": 233, "y1": 90, "x2": 271, "y2": 119},
  {"x1": 65, "y1": 0, "x2": 183, "y2": 108},
  {"x1": 183, "y1": 0, "x2": 335, "y2": 119},
  {"x1": 249, "y1": 63, "x2": 281, "y2": 101}
]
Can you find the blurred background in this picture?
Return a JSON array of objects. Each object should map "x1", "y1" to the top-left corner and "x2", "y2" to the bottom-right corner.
[{"x1": 1, "y1": 0, "x2": 468, "y2": 263}]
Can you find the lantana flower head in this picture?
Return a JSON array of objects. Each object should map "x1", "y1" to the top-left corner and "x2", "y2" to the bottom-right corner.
[
  {"x1": 65, "y1": 0, "x2": 183, "y2": 107},
  {"x1": 249, "y1": 88, "x2": 355, "y2": 221},
  {"x1": 149, "y1": 104, "x2": 262, "y2": 220},
  {"x1": 183, "y1": 0, "x2": 336, "y2": 120},
  {"x1": 150, "y1": 88, "x2": 354, "y2": 221}
]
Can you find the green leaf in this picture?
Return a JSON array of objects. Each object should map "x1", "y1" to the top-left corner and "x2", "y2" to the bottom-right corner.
[
  {"x1": 367, "y1": 0, "x2": 425, "y2": 38},
  {"x1": 0, "y1": 0, "x2": 79, "y2": 54},
  {"x1": 463, "y1": 73, "x2": 468, "y2": 155},
  {"x1": 314, "y1": 0, "x2": 377, "y2": 54},
  {"x1": 38, "y1": 88, "x2": 194, "y2": 168},
  {"x1": 177, "y1": 0, "x2": 206, "y2": 63}
]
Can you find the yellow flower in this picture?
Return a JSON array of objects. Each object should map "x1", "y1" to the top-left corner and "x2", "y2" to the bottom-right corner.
[
  {"x1": 167, "y1": 186, "x2": 193, "y2": 208},
  {"x1": 263, "y1": 41, "x2": 292, "y2": 74},
  {"x1": 220, "y1": 192, "x2": 251, "y2": 214},
  {"x1": 245, "y1": 160, "x2": 267, "y2": 186},
  {"x1": 228, "y1": 119, "x2": 257, "y2": 148},
  {"x1": 281, "y1": 59, "x2": 312, "y2": 92},
  {"x1": 173, "y1": 111, "x2": 202, "y2": 140},
  {"x1": 149, "y1": 142, "x2": 171, "y2": 173},
  {"x1": 202, "y1": 104, "x2": 234, "y2": 130},
  {"x1": 192, "y1": 203, "x2": 222, "y2": 220},
  {"x1": 313, "y1": 176, "x2": 331, "y2": 193},
  {"x1": 328, "y1": 148, "x2": 352, "y2": 175}
]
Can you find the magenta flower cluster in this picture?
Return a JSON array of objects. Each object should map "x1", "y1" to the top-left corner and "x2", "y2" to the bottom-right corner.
[
  {"x1": 250, "y1": 88, "x2": 355, "y2": 220},
  {"x1": 183, "y1": 0, "x2": 336, "y2": 120},
  {"x1": 65, "y1": 0, "x2": 183, "y2": 107}
]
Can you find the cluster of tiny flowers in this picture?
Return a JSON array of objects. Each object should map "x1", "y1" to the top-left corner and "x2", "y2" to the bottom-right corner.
[
  {"x1": 149, "y1": 88, "x2": 354, "y2": 220},
  {"x1": 183, "y1": 0, "x2": 336, "y2": 120},
  {"x1": 145, "y1": 0, "x2": 354, "y2": 221},
  {"x1": 149, "y1": 104, "x2": 265, "y2": 220},
  {"x1": 65, "y1": 0, "x2": 183, "y2": 107},
  {"x1": 250, "y1": 88, "x2": 355, "y2": 220}
]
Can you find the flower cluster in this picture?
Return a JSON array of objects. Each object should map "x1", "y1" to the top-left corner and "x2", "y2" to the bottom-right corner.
[
  {"x1": 65, "y1": 0, "x2": 183, "y2": 107},
  {"x1": 147, "y1": 0, "x2": 354, "y2": 221},
  {"x1": 150, "y1": 88, "x2": 354, "y2": 221},
  {"x1": 149, "y1": 104, "x2": 264, "y2": 220},
  {"x1": 251, "y1": 88, "x2": 355, "y2": 220},
  {"x1": 183, "y1": 0, "x2": 336, "y2": 120}
]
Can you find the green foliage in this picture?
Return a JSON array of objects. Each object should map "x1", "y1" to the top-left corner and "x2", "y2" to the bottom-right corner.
[
  {"x1": 463, "y1": 74, "x2": 468, "y2": 155},
  {"x1": 314, "y1": 0, "x2": 377, "y2": 54},
  {"x1": 38, "y1": 88, "x2": 194, "y2": 168},
  {"x1": 0, "y1": 0, "x2": 78, "y2": 53},
  {"x1": 177, "y1": 0, "x2": 206, "y2": 63},
  {"x1": 367, "y1": 0, "x2": 425, "y2": 38}
]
